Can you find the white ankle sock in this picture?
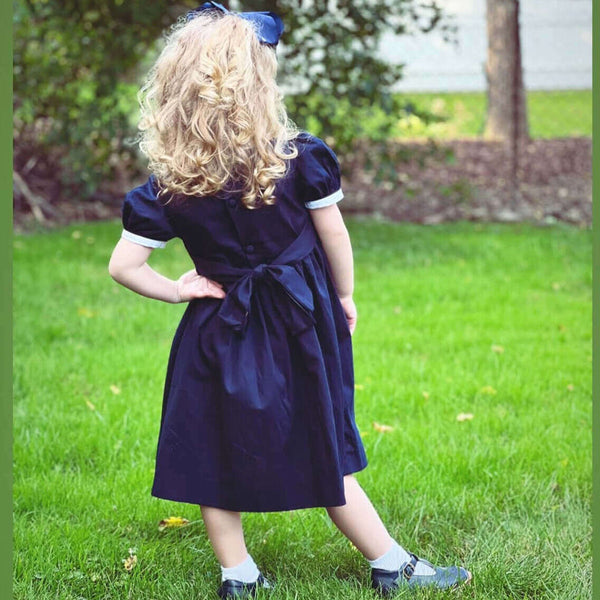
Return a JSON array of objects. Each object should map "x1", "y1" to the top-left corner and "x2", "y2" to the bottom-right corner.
[
  {"x1": 220, "y1": 553, "x2": 260, "y2": 583},
  {"x1": 367, "y1": 539, "x2": 435, "y2": 576}
]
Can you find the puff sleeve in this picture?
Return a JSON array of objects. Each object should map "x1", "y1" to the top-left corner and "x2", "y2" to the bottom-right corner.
[
  {"x1": 120, "y1": 175, "x2": 176, "y2": 249},
  {"x1": 297, "y1": 135, "x2": 344, "y2": 209}
]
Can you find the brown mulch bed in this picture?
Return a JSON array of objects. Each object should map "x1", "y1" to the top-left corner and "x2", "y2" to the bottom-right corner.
[
  {"x1": 342, "y1": 136, "x2": 592, "y2": 226},
  {"x1": 13, "y1": 136, "x2": 592, "y2": 233}
]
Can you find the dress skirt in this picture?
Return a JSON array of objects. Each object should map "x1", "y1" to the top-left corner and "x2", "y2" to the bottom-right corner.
[{"x1": 150, "y1": 222, "x2": 369, "y2": 512}]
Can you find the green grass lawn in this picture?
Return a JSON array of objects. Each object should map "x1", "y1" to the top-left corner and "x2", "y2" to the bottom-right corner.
[
  {"x1": 13, "y1": 218, "x2": 591, "y2": 599},
  {"x1": 386, "y1": 90, "x2": 591, "y2": 140}
]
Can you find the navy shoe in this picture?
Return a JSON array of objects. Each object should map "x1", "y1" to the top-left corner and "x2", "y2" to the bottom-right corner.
[
  {"x1": 216, "y1": 572, "x2": 274, "y2": 599},
  {"x1": 371, "y1": 553, "x2": 471, "y2": 596}
]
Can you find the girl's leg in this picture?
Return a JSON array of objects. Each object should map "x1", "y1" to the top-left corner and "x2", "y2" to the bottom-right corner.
[
  {"x1": 327, "y1": 475, "x2": 435, "y2": 576},
  {"x1": 328, "y1": 475, "x2": 471, "y2": 589},
  {"x1": 200, "y1": 505, "x2": 249, "y2": 567},
  {"x1": 326, "y1": 474, "x2": 394, "y2": 560}
]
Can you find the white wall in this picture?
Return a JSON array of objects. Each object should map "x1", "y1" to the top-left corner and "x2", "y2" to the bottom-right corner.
[{"x1": 377, "y1": 0, "x2": 592, "y2": 92}]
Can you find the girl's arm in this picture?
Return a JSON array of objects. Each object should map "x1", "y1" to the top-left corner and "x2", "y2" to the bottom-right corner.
[
  {"x1": 108, "y1": 238, "x2": 226, "y2": 303},
  {"x1": 308, "y1": 203, "x2": 357, "y2": 334},
  {"x1": 308, "y1": 203, "x2": 353, "y2": 299}
]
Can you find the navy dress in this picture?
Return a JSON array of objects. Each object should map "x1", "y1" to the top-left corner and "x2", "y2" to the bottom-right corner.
[{"x1": 120, "y1": 131, "x2": 368, "y2": 512}]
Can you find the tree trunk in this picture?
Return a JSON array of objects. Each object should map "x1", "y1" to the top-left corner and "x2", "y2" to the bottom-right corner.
[{"x1": 484, "y1": 0, "x2": 529, "y2": 143}]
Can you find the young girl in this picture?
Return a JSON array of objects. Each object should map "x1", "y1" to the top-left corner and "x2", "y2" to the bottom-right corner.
[{"x1": 108, "y1": 3, "x2": 471, "y2": 598}]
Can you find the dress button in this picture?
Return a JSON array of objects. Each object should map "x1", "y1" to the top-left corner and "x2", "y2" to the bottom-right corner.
[
  {"x1": 245, "y1": 244, "x2": 255, "y2": 253},
  {"x1": 227, "y1": 198, "x2": 236, "y2": 207}
]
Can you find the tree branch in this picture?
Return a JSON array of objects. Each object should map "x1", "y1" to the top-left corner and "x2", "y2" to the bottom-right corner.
[{"x1": 13, "y1": 171, "x2": 60, "y2": 223}]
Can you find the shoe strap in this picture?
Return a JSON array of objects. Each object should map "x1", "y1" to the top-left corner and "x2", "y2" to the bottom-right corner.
[{"x1": 401, "y1": 553, "x2": 419, "y2": 581}]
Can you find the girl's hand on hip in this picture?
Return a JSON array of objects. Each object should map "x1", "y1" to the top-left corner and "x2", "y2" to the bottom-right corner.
[
  {"x1": 176, "y1": 269, "x2": 227, "y2": 303},
  {"x1": 338, "y1": 295, "x2": 357, "y2": 335}
]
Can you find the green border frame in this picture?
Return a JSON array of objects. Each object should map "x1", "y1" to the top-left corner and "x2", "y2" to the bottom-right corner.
[
  {"x1": 4, "y1": 1, "x2": 597, "y2": 598},
  {"x1": 3, "y1": 0, "x2": 13, "y2": 597},
  {"x1": 592, "y1": 0, "x2": 598, "y2": 595}
]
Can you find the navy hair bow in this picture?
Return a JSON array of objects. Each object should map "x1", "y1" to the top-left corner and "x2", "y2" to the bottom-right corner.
[{"x1": 186, "y1": 2, "x2": 284, "y2": 47}]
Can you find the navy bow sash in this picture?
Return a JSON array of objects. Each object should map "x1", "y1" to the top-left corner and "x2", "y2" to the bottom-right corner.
[
  {"x1": 188, "y1": 221, "x2": 321, "y2": 454},
  {"x1": 193, "y1": 221, "x2": 318, "y2": 337}
]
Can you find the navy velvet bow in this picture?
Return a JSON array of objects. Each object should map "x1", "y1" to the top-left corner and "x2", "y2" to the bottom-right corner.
[{"x1": 186, "y1": 2, "x2": 284, "y2": 47}]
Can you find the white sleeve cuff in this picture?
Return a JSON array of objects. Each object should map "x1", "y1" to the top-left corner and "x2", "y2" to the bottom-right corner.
[
  {"x1": 304, "y1": 188, "x2": 344, "y2": 209},
  {"x1": 121, "y1": 229, "x2": 167, "y2": 248}
]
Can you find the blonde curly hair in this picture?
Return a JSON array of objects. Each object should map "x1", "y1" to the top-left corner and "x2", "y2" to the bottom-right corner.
[{"x1": 137, "y1": 9, "x2": 299, "y2": 209}]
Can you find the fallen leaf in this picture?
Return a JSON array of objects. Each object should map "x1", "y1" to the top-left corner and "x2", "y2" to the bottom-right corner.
[
  {"x1": 77, "y1": 307, "x2": 96, "y2": 318},
  {"x1": 491, "y1": 345, "x2": 504, "y2": 354},
  {"x1": 72, "y1": 230, "x2": 82, "y2": 239},
  {"x1": 84, "y1": 399, "x2": 105, "y2": 421},
  {"x1": 372, "y1": 421, "x2": 394, "y2": 433},
  {"x1": 110, "y1": 384, "x2": 121, "y2": 395},
  {"x1": 456, "y1": 413, "x2": 474, "y2": 422},
  {"x1": 422, "y1": 391, "x2": 430, "y2": 400},
  {"x1": 566, "y1": 384, "x2": 574, "y2": 391},
  {"x1": 158, "y1": 516, "x2": 190, "y2": 531},
  {"x1": 552, "y1": 282, "x2": 561, "y2": 291},
  {"x1": 122, "y1": 548, "x2": 137, "y2": 572},
  {"x1": 480, "y1": 385, "x2": 497, "y2": 395},
  {"x1": 393, "y1": 306, "x2": 402, "y2": 313}
]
